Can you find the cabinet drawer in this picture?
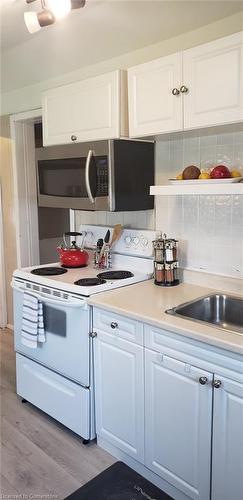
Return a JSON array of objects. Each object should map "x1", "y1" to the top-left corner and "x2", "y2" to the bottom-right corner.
[
  {"x1": 16, "y1": 354, "x2": 90, "y2": 439},
  {"x1": 93, "y1": 308, "x2": 143, "y2": 345}
]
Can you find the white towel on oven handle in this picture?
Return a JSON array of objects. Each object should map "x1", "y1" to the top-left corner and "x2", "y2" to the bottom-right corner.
[{"x1": 21, "y1": 291, "x2": 46, "y2": 348}]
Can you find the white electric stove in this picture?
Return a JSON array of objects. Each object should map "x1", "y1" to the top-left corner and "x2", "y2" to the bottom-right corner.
[
  {"x1": 12, "y1": 225, "x2": 158, "y2": 442},
  {"x1": 13, "y1": 226, "x2": 157, "y2": 296}
]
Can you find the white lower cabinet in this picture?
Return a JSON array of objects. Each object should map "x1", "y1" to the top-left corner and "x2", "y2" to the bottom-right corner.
[
  {"x1": 93, "y1": 309, "x2": 243, "y2": 500},
  {"x1": 211, "y1": 375, "x2": 243, "y2": 500},
  {"x1": 145, "y1": 349, "x2": 212, "y2": 500},
  {"x1": 94, "y1": 331, "x2": 144, "y2": 462}
]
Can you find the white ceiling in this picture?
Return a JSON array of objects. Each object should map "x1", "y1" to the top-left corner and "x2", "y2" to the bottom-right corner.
[{"x1": 1, "y1": 0, "x2": 243, "y2": 93}]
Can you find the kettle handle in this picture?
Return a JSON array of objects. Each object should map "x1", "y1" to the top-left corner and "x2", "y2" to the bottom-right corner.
[
  {"x1": 64, "y1": 232, "x2": 83, "y2": 237},
  {"x1": 63, "y1": 231, "x2": 86, "y2": 250}
]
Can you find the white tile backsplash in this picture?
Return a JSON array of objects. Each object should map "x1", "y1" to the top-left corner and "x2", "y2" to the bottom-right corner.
[
  {"x1": 155, "y1": 125, "x2": 243, "y2": 278},
  {"x1": 75, "y1": 125, "x2": 243, "y2": 279},
  {"x1": 75, "y1": 209, "x2": 155, "y2": 231}
]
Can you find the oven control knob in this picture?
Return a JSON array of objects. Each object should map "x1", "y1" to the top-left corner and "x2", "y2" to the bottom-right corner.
[
  {"x1": 133, "y1": 237, "x2": 139, "y2": 246},
  {"x1": 125, "y1": 236, "x2": 132, "y2": 245}
]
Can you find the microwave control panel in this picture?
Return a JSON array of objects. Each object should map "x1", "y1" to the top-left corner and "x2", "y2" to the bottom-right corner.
[{"x1": 96, "y1": 158, "x2": 108, "y2": 197}]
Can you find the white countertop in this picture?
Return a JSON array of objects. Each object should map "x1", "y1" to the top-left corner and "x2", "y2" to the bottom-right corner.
[{"x1": 88, "y1": 280, "x2": 243, "y2": 355}]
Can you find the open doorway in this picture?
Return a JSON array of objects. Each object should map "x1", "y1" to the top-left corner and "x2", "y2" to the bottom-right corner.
[
  {"x1": 34, "y1": 123, "x2": 72, "y2": 264},
  {"x1": 10, "y1": 110, "x2": 73, "y2": 270}
]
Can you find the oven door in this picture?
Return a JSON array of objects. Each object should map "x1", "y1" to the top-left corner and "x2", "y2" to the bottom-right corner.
[
  {"x1": 12, "y1": 280, "x2": 90, "y2": 387},
  {"x1": 37, "y1": 142, "x2": 110, "y2": 211}
]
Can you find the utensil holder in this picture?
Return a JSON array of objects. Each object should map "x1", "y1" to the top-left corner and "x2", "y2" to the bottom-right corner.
[{"x1": 94, "y1": 246, "x2": 112, "y2": 269}]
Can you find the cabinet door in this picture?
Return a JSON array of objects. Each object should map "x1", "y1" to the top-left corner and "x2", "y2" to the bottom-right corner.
[
  {"x1": 212, "y1": 375, "x2": 243, "y2": 500},
  {"x1": 43, "y1": 70, "x2": 125, "y2": 146},
  {"x1": 183, "y1": 32, "x2": 243, "y2": 129},
  {"x1": 145, "y1": 349, "x2": 212, "y2": 500},
  {"x1": 94, "y1": 331, "x2": 144, "y2": 462},
  {"x1": 128, "y1": 52, "x2": 183, "y2": 137}
]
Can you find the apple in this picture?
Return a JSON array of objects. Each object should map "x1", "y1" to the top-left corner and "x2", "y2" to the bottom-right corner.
[{"x1": 210, "y1": 165, "x2": 231, "y2": 179}]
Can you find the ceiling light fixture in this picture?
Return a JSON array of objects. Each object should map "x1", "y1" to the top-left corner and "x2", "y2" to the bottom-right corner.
[
  {"x1": 24, "y1": 0, "x2": 86, "y2": 34},
  {"x1": 47, "y1": 0, "x2": 71, "y2": 19}
]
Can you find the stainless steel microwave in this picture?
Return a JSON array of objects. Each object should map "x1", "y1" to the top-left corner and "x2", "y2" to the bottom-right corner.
[{"x1": 37, "y1": 139, "x2": 154, "y2": 211}]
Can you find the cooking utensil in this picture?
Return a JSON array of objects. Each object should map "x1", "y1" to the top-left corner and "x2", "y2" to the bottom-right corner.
[
  {"x1": 99, "y1": 230, "x2": 110, "y2": 263},
  {"x1": 57, "y1": 231, "x2": 89, "y2": 268},
  {"x1": 110, "y1": 224, "x2": 122, "y2": 248}
]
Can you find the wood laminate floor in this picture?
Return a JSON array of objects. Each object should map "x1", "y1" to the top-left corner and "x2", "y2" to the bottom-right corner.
[{"x1": 0, "y1": 329, "x2": 115, "y2": 499}]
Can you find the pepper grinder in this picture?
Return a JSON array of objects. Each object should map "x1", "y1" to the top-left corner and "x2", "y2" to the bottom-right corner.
[{"x1": 153, "y1": 233, "x2": 179, "y2": 287}]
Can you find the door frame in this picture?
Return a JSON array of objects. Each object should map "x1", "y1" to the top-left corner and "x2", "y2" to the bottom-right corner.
[
  {"x1": 0, "y1": 185, "x2": 7, "y2": 328},
  {"x1": 10, "y1": 109, "x2": 42, "y2": 268},
  {"x1": 10, "y1": 109, "x2": 75, "y2": 269}
]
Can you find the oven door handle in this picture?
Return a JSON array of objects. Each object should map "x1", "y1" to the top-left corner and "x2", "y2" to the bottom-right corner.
[
  {"x1": 11, "y1": 281, "x2": 87, "y2": 308},
  {"x1": 85, "y1": 150, "x2": 95, "y2": 204}
]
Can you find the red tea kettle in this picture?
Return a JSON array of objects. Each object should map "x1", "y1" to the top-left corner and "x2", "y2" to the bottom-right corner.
[{"x1": 57, "y1": 232, "x2": 89, "y2": 268}]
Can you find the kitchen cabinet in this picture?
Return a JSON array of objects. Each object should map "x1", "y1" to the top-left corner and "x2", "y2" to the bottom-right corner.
[
  {"x1": 211, "y1": 375, "x2": 243, "y2": 500},
  {"x1": 128, "y1": 52, "x2": 183, "y2": 137},
  {"x1": 128, "y1": 31, "x2": 243, "y2": 137},
  {"x1": 183, "y1": 32, "x2": 243, "y2": 129},
  {"x1": 145, "y1": 348, "x2": 212, "y2": 500},
  {"x1": 92, "y1": 307, "x2": 243, "y2": 500},
  {"x1": 94, "y1": 329, "x2": 144, "y2": 463},
  {"x1": 42, "y1": 70, "x2": 128, "y2": 146}
]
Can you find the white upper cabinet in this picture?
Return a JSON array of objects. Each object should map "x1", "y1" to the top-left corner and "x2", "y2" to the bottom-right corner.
[
  {"x1": 128, "y1": 32, "x2": 243, "y2": 137},
  {"x1": 183, "y1": 32, "x2": 243, "y2": 129},
  {"x1": 128, "y1": 52, "x2": 183, "y2": 137},
  {"x1": 42, "y1": 70, "x2": 128, "y2": 146}
]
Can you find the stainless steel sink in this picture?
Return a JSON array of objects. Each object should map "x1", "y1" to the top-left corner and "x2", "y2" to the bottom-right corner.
[{"x1": 166, "y1": 294, "x2": 243, "y2": 335}]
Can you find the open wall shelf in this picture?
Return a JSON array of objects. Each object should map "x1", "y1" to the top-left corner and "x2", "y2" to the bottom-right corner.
[{"x1": 150, "y1": 183, "x2": 243, "y2": 196}]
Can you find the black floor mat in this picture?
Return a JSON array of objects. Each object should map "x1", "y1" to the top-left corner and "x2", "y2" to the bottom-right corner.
[{"x1": 65, "y1": 461, "x2": 173, "y2": 500}]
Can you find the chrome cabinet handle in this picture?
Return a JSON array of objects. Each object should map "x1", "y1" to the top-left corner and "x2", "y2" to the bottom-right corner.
[
  {"x1": 172, "y1": 88, "x2": 180, "y2": 96},
  {"x1": 213, "y1": 380, "x2": 222, "y2": 389},
  {"x1": 89, "y1": 331, "x2": 97, "y2": 338},
  {"x1": 71, "y1": 135, "x2": 77, "y2": 141},
  {"x1": 180, "y1": 85, "x2": 189, "y2": 94},
  {"x1": 199, "y1": 376, "x2": 208, "y2": 385},
  {"x1": 110, "y1": 322, "x2": 118, "y2": 329}
]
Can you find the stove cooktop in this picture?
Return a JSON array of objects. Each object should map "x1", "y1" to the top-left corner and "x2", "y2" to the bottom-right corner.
[{"x1": 13, "y1": 225, "x2": 157, "y2": 296}]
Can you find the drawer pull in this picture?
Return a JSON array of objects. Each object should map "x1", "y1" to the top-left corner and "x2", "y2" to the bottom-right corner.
[
  {"x1": 71, "y1": 135, "x2": 77, "y2": 141},
  {"x1": 110, "y1": 322, "x2": 118, "y2": 329}
]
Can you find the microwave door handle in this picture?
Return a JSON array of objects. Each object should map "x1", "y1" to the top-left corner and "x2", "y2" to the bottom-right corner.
[{"x1": 85, "y1": 150, "x2": 95, "y2": 204}]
